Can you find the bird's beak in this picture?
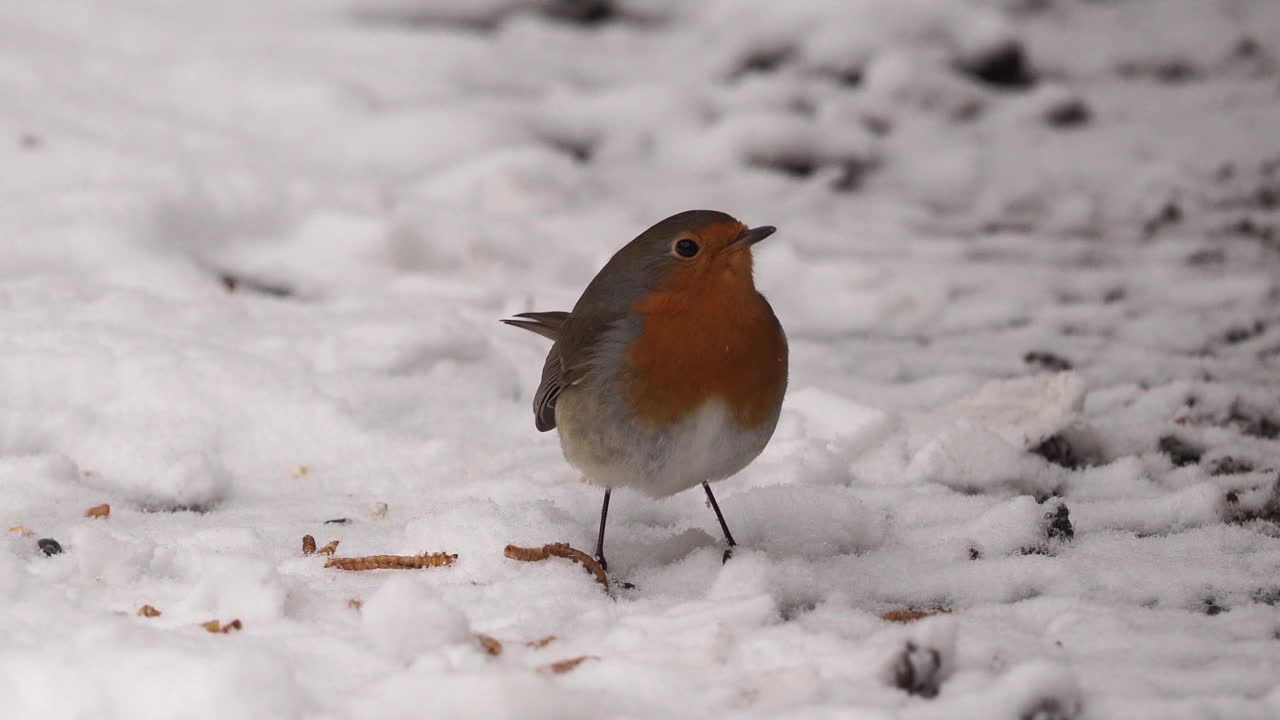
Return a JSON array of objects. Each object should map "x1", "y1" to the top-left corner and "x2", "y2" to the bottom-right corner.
[{"x1": 732, "y1": 225, "x2": 776, "y2": 249}]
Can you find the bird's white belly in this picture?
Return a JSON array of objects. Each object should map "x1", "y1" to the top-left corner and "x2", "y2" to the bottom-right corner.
[{"x1": 557, "y1": 394, "x2": 775, "y2": 497}]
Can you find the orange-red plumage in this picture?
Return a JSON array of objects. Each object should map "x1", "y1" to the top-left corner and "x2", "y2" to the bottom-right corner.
[{"x1": 626, "y1": 219, "x2": 787, "y2": 428}]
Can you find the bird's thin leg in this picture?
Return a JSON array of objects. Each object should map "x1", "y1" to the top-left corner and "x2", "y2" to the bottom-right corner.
[
  {"x1": 593, "y1": 488, "x2": 611, "y2": 573},
  {"x1": 702, "y1": 482, "x2": 737, "y2": 563}
]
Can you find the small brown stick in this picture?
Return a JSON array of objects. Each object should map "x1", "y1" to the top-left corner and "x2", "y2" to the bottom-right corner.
[
  {"x1": 503, "y1": 543, "x2": 609, "y2": 590},
  {"x1": 542, "y1": 656, "x2": 594, "y2": 674},
  {"x1": 137, "y1": 605, "x2": 162, "y2": 618},
  {"x1": 324, "y1": 553, "x2": 457, "y2": 571},
  {"x1": 85, "y1": 503, "x2": 111, "y2": 519},
  {"x1": 302, "y1": 535, "x2": 317, "y2": 555},
  {"x1": 881, "y1": 609, "x2": 952, "y2": 623},
  {"x1": 317, "y1": 540, "x2": 340, "y2": 556},
  {"x1": 476, "y1": 634, "x2": 504, "y2": 656}
]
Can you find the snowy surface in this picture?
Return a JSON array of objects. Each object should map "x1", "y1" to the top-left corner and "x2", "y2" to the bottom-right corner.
[{"x1": 2, "y1": 0, "x2": 1280, "y2": 717}]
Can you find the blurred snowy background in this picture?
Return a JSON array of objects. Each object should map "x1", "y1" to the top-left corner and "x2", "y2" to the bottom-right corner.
[{"x1": 1, "y1": 0, "x2": 1279, "y2": 717}]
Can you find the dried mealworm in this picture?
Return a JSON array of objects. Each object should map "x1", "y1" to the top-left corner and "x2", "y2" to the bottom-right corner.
[
  {"x1": 504, "y1": 543, "x2": 609, "y2": 591},
  {"x1": 324, "y1": 553, "x2": 457, "y2": 571},
  {"x1": 542, "y1": 656, "x2": 594, "y2": 674},
  {"x1": 527, "y1": 635, "x2": 556, "y2": 649},
  {"x1": 317, "y1": 540, "x2": 339, "y2": 556},
  {"x1": 85, "y1": 503, "x2": 110, "y2": 519},
  {"x1": 476, "y1": 634, "x2": 503, "y2": 656},
  {"x1": 302, "y1": 534, "x2": 317, "y2": 555},
  {"x1": 137, "y1": 605, "x2": 162, "y2": 618},
  {"x1": 881, "y1": 609, "x2": 951, "y2": 623}
]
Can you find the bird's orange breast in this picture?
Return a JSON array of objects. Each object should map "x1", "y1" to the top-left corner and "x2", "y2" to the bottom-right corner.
[{"x1": 625, "y1": 274, "x2": 787, "y2": 430}]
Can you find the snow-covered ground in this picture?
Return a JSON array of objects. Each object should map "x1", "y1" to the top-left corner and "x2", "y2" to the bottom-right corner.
[{"x1": 2, "y1": 0, "x2": 1279, "y2": 717}]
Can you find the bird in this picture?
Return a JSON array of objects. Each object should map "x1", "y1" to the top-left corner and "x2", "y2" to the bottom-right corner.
[{"x1": 501, "y1": 209, "x2": 788, "y2": 573}]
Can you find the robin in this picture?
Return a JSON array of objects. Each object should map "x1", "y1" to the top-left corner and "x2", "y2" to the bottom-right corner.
[{"x1": 502, "y1": 209, "x2": 788, "y2": 572}]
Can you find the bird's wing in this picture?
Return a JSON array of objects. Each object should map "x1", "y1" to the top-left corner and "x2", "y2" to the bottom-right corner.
[
  {"x1": 532, "y1": 343, "x2": 565, "y2": 432},
  {"x1": 501, "y1": 310, "x2": 574, "y2": 431},
  {"x1": 529, "y1": 304, "x2": 629, "y2": 432}
]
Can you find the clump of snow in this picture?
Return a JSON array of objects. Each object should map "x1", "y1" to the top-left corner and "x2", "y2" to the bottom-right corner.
[
  {"x1": 2, "y1": 0, "x2": 1279, "y2": 717},
  {"x1": 361, "y1": 575, "x2": 472, "y2": 663}
]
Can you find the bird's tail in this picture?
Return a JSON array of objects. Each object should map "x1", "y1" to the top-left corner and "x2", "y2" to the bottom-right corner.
[{"x1": 499, "y1": 311, "x2": 570, "y2": 341}]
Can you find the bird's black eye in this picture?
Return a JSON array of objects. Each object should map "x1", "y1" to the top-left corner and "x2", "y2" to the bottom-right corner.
[{"x1": 674, "y1": 239, "x2": 700, "y2": 258}]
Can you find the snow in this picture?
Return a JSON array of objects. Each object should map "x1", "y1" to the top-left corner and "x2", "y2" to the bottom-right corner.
[{"x1": 2, "y1": 0, "x2": 1280, "y2": 717}]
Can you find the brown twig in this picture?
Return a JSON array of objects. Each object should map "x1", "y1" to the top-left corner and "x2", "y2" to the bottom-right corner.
[
  {"x1": 324, "y1": 553, "x2": 457, "y2": 571},
  {"x1": 137, "y1": 605, "x2": 162, "y2": 618},
  {"x1": 302, "y1": 534, "x2": 317, "y2": 555},
  {"x1": 85, "y1": 503, "x2": 111, "y2": 519},
  {"x1": 503, "y1": 543, "x2": 609, "y2": 590}
]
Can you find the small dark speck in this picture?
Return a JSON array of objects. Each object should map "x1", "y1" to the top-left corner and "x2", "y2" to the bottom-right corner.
[
  {"x1": 968, "y1": 547, "x2": 981, "y2": 560},
  {"x1": 1044, "y1": 97, "x2": 1091, "y2": 128},
  {"x1": 37, "y1": 538, "x2": 63, "y2": 556},
  {"x1": 324, "y1": 518, "x2": 351, "y2": 525},
  {"x1": 1158, "y1": 434, "x2": 1203, "y2": 467},
  {"x1": 1210, "y1": 457, "x2": 1254, "y2": 476},
  {"x1": 1024, "y1": 351, "x2": 1073, "y2": 372}
]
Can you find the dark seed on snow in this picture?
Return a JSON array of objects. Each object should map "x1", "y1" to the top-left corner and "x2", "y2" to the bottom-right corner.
[
  {"x1": 37, "y1": 538, "x2": 63, "y2": 556},
  {"x1": 1209, "y1": 457, "x2": 1254, "y2": 476},
  {"x1": 1024, "y1": 351, "x2": 1073, "y2": 372},
  {"x1": 1044, "y1": 504, "x2": 1074, "y2": 543}
]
